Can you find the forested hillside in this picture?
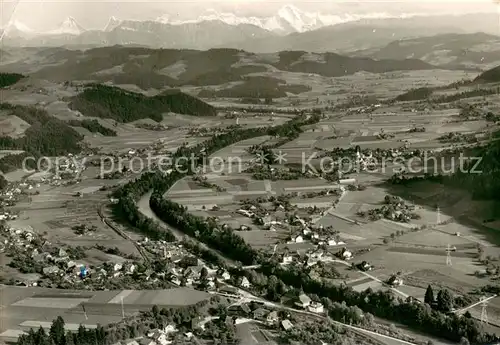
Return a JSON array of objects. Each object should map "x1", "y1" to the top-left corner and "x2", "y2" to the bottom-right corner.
[
  {"x1": 0, "y1": 104, "x2": 83, "y2": 155},
  {"x1": 0, "y1": 104, "x2": 84, "y2": 173},
  {"x1": 447, "y1": 133, "x2": 500, "y2": 203},
  {"x1": 475, "y1": 65, "x2": 500, "y2": 83},
  {"x1": 0, "y1": 73, "x2": 25, "y2": 88},
  {"x1": 68, "y1": 84, "x2": 217, "y2": 122}
]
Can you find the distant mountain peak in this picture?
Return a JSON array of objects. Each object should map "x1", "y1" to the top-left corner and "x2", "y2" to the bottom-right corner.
[
  {"x1": 3, "y1": 19, "x2": 34, "y2": 33},
  {"x1": 104, "y1": 16, "x2": 122, "y2": 31},
  {"x1": 47, "y1": 16, "x2": 86, "y2": 35},
  {"x1": 0, "y1": 19, "x2": 34, "y2": 40}
]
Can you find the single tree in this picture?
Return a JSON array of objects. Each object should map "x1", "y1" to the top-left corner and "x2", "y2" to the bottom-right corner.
[
  {"x1": 49, "y1": 316, "x2": 66, "y2": 345},
  {"x1": 437, "y1": 289, "x2": 454, "y2": 312},
  {"x1": 424, "y1": 285, "x2": 435, "y2": 305},
  {"x1": 200, "y1": 267, "x2": 208, "y2": 280}
]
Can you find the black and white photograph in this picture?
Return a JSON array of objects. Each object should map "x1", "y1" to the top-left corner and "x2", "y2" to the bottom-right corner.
[{"x1": 0, "y1": 0, "x2": 500, "y2": 344}]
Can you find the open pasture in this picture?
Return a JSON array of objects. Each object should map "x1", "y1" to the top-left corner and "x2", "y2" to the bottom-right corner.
[
  {"x1": 394, "y1": 229, "x2": 474, "y2": 248},
  {"x1": 238, "y1": 229, "x2": 289, "y2": 250},
  {"x1": 355, "y1": 246, "x2": 483, "y2": 286}
]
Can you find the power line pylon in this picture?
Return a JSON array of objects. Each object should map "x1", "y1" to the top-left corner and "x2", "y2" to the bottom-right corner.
[
  {"x1": 446, "y1": 244, "x2": 452, "y2": 266},
  {"x1": 481, "y1": 297, "x2": 489, "y2": 324}
]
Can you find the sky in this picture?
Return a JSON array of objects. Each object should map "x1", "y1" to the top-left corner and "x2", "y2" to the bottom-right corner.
[{"x1": 1, "y1": 0, "x2": 499, "y2": 31}]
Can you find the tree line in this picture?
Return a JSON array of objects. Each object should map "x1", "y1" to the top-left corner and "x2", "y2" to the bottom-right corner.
[{"x1": 67, "y1": 119, "x2": 117, "y2": 136}]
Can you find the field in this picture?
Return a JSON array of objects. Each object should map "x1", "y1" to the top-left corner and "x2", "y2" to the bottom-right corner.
[{"x1": 0, "y1": 286, "x2": 210, "y2": 342}]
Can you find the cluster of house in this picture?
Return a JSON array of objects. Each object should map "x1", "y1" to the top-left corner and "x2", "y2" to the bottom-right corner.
[
  {"x1": 0, "y1": 180, "x2": 40, "y2": 207},
  {"x1": 113, "y1": 303, "x2": 297, "y2": 345},
  {"x1": 112, "y1": 324, "x2": 185, "y2": 345},
  {"x1": 187, "y1": 126, "x2": 232, "y2": 137},
  {"x1": 35, "y1": 248, "x2": 88, "y2": 279},
  {"x1": 6, "y1": 228, "x2": 244, "y2": 291},
  {"x1": 237, "y1": 206, "x2": 349, "y2": 248},
  {"x1": 295, "y1": 294, "x2": 325, "y2": 314},
  {"x1": 137, "y1": 238, "x2": 233, "y2": 289},
  {"x1": 2, "y1": 225, "x2": 36, "y2": 253},
  {"x1": 1, "y1": 226, "x2": 87, "y2": 286},
  {"x1": 227, "y1": 303, "x2": 300, "y2": 333},
  {"x1": 277, "y1": 247, "x2": 350, "y2": 267},
  {"x1": 368, "y1": 199, "x2": 416, "y2": 223},
  {"x1": 0, "y1": 210, "x2": 18, "y2": 221},
  {"x1": 289, "y1": 216, "x2": 348, "y2": 248}
]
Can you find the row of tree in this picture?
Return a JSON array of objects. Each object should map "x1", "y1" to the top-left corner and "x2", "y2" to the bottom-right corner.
[{"x1": 67, "y1": 119, "x2": 117, "y2": 136}]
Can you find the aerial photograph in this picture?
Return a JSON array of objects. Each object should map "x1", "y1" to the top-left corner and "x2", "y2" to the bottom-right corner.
[{"x1": 0, "y1": 0, "x2": 500, "y2": 344}]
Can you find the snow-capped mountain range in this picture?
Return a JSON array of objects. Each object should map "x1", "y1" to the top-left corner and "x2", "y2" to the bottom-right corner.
[
  {"x1": 154, "y1": 5, "x2": 403, "y2": 34},
  {"x1": 1, "y1": 4, "x2": 420, "y2": 38},
  {"x1": 1, "y1": 5, "x2": 497, "y2": 53}
]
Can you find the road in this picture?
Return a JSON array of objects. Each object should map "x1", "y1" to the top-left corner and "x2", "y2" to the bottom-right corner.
[
  {"x1": 97, "y1": 202, "x2": 150, "y2": 262},
  {"x1": 311, "y1": 188, "x2": 348, "y2": 225}
]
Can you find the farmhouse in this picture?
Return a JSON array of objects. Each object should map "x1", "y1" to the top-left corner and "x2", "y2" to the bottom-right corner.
[
  {"x1": 237, "y1": 209, "x2": 254, "y2": 218},
  {"x1": 388, "y1": 275, "x2": 403, "y2": 286},
  {"x1": 295, "y1": 294, "x2": 311, "y2": 309},
  {"x1": 253, "y1": 308, "x2": 269, "y2": 321},
  {"x1": 281, "y1": 319, "x2": 294, "y2": 331},
  {"x1": 307, "y1": 301, "x2": 324, "y2": 314},
  {"x1": 293, "y1": 235, "x2": 304, "y2": 243},
  {"x1": 340, "y1": 248, "x2": 352, "y2": 260},
  {"x1": 240, "y1": 276, "x2": 251, "y2": 288},
  {"x1": 267, "y1": 311, "x2": 279, "y2": 326}
]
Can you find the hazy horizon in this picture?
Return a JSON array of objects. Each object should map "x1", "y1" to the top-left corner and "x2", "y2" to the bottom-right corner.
[{"x1": 1, "y1": 0, "x2": 498, "y2": 31}]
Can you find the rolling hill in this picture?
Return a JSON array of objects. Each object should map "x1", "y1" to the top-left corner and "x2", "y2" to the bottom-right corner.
[
  {"x1": 350, "y1": 33, "x2": 500, "y2": 69},
  {"x1": 0, "y1": 46, "x2": 442, "y2": 97}
]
